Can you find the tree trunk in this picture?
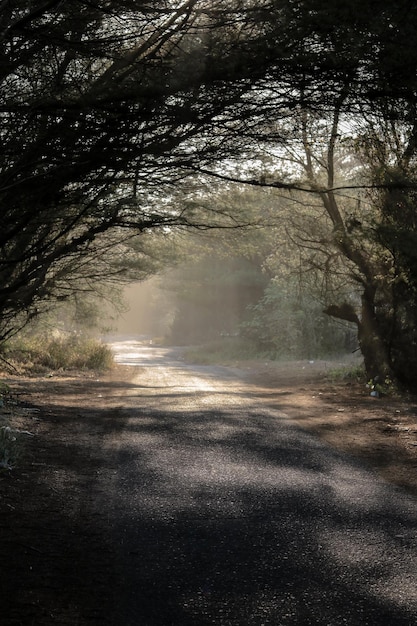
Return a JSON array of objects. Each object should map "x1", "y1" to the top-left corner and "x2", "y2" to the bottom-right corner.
[
  {"x1": 357, "y1": 291, "x2": 392, "y2": 382},
  {"x1": 324, "y1": 291, "x2": 392, "y2": 383}
]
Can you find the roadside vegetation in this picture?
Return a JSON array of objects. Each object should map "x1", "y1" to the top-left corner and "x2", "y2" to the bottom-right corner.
[
  {"x1": 0, "y1": 334, "x2": 114, "y2": 375},
  {"x1": 153, "y1": 213, "x2": 357, "y2": 364},
  {"x1": 0, "y1": 309, "x2": 114, "y2": 470}
]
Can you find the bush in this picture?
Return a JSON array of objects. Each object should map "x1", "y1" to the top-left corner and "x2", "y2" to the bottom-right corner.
[
  {"x1": 1, "y1": 334, "x2": 114, "y2": 373},
  {"x1": 240, "y1": 281, "x2": 357, "y2": 360},
  {"x1": 326, "y1": 363, "x2": 366, "y2": 383},
  {"x1": 0, "y1": 425, "x2": 22, "y2": 469}
]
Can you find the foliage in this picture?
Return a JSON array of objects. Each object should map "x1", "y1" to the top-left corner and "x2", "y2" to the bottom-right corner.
[
  {"x1": 0, "y1": 381, "x2": 10, "y2": 400},
  {"x1": 366, "y1": 375, "x2": 396, "y2": 398},
  {"x1": 0, "y1": 425, "x2": 22, "y2": 470},
  {"x1": 0, "y1": 1, "x2": 269, "y2": 340},
  {"x1": 241, "y1": 279, "x2": 356, "y2": 359},
  {"x1": 166, "y1": 254, "x2": 268, "y2": 345},
  {"x1": 158, "y1": 194, "x2": 358, "y2": 359},
  {"x1": 326, "y1": 363, "x2": 366, "y2": 384},
  {"x1": 2, "y1": 334, "x2": 114, "y2": 373},
  {"x1": 0, "y1": 384, "x2": 24, "y2": 470},
  {"x1": 2, "y1": 1, "x2": 417, "y2": 389},
  {"x1": 243, "y1": 88, "x2": 417, "y2": 388},
  {"x1": 360, "y1": 155, "x2": 417, "y2": 387}
]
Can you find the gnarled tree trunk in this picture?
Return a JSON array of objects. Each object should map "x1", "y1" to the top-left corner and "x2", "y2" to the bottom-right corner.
[
  {"x1": 357, "y1": 291, "x2": 392, "y2": 382},
  {"x1": 324, "y1": 291, "x2": 392, "y2": 383}
]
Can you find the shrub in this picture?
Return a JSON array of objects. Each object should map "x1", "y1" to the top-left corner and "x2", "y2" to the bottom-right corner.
[
  {"x1": 1, "y1": 334, "x2": 114, "y2": 373},
  {"x1": 0, "y1": 425, "x2": 22, "y2": 469},
  {"x1": 326, "y1": 363, "x2": 366, "y2": 383},
  {"x1": 241, "y1": 281, "x2": 357, "y2": 360}
]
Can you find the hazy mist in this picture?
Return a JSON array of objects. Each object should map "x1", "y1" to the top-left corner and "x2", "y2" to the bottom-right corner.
[{"x1": 113, "y1": 278, "x2": 171, "y2": 338}]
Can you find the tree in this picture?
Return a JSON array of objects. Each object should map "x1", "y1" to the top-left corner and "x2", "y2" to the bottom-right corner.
[
  {"x1": 353, "y1": 112, "x2": 417, "y2": 386},
  {"x1": 241, "y1": 279, "x2": 354, "y2": 359},
  {"x1": 156, "y1": 185, "x2": 354, "y2": 357},
  {"x1": 3, "y1": 0, "x2": 417, "y2": 391},
  {"x1": 190, "y1": 0, "x2": 417, "y2": 387},
  {"x1": 245, "y1": 95, "x2": 417, "y2": 386},
  {"x1": 166, "y1": 254, "x2": 268, "y2": 344},
  {"x1": 0, "y1": 0, "x2": 271, "y2": 340}
]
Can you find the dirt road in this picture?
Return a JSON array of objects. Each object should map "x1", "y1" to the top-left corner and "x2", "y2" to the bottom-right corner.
[{"x1": 2, "y1": 339, "x2": 417, "y2": 625}]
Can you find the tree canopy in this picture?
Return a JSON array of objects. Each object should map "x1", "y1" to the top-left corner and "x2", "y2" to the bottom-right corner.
[
  {"x1": 2, "y1": 1, "x2": 417, "y2": 386},
  {"x1": 0, "y1": 0, "x2": 263, "y2": 338}
]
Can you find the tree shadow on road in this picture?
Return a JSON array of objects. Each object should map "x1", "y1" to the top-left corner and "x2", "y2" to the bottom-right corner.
[{"x1": 2, "y1": 372, "x2": 417, "y2": 625}]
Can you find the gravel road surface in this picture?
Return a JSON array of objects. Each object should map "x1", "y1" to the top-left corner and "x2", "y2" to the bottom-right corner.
[
  {"x1": 97, "y1": 339, "x2": 417, "y2": 625},
  {"x1": 3, "y1": 338, "x2": 417, "y2": 625}
]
